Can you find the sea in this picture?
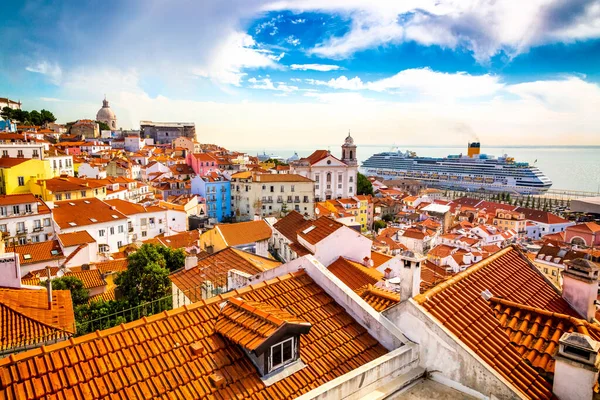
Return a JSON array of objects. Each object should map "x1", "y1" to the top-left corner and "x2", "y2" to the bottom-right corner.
[{"x1": 237, "y1": 145, "x2": 600, "y2": 194}]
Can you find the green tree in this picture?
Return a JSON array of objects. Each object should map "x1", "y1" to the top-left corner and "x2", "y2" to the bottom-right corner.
[
  {"x1": 382, "y1": 214, "x2": 394, "y2": 222},
  {"x1": 156, "y1": 246, "x2": 185, "y2": 272},
  {"x1": 40, "y1": 109, "x2": 56, "y2": 124},
  {"x1": 12, "y1": 109, "x2": 30, "y2": 124},
  {"x1": 29, "y1": 110, "x2": 42, "y2": 126},
  {"x1": 96, "y1": 120, "x2": 110, "y2": 131},
  {"x1": 45, "y1": 276, "x2": 89, "y2": 307},
  {"x1": 1, "y1": 106, "x2": 14, "y2": 121},
  {"x1": 357, "y1": 172, "x2": 373, "y2": 196},
  {"x1": 115, "y1": 244, "x2": 173, "y2": 306},
  {"x1": 374, "y1": 220, "x2": 387, "y2": 231}
]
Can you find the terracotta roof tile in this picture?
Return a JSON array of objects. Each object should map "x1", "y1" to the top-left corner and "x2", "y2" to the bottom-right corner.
[
  {"x1": 515, "y1": 207, "x2": 570, "y2": 225},
  {"x1": 354, "y1": 284, "x2": 400, "y2": 312},
  {"x1": 53, "y1": 198, "x2": 127, "y2": 229},
  {"x1": 301, "y1": 150, "x2": 331, "y2": 165},
  {"x1": 273, "y1": 211, "x2": 309, "y2": 242},
  {"x1": 14, "y1": 240, "x2": 64, "y2": 265},
  {"x1": 370, "y1": 251, "x2": 392, "y2": 268},
  {"x1": 58, "y1": 231, "x2": 96, "y2": 247},
  {"x1": 0, "y1": 289, "x2": 75, "y2": 352},
  {"x1": 216, "y1": 220, "x2": 272, "y2": 247},
  {"x1": 94, "y1": 259, "x2": 128, "y2": 274},
  {"x1": 254, "y1": 173, "x2": 313, "y2": 183},
  {"x1": 328, "y1": 257, "x2": 383, "y2": 291},
  {"x1": 414, "y1": 246, "x2": 586, "y2": 399},
  {"x1": 215, "y1": 297, "x2": 311, "y2": 351},
  {"x1": 0, "y1": 193, "x2": 40, "y2": 207},
  {"x1": 88, "y1": 288, "x2": 116, "y2": 304},
  {"x1": 0, "y1": 271, "x2": 387, "y2": 399},
  {"x1": 170, "y1": 248, "x2": 281, "y2": 301},
  {"x1": 297, "y1": 216, "x2": 343, "y2": 245},
  {"x1": 66, "y1": 269, "x2": 106, "y2": 289}
]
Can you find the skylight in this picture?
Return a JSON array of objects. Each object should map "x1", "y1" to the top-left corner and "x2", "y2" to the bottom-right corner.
[
  {"x1": 50, "y1": 250, "x2": 59, "y2": 256},
  {"x1": 112, "y1": 215, "x2": 119, "y2": 219},
  {"x1": 23, "y1": 254, "x2": 32, "y2": 260},
  {"x1": 90, "y1": 218, "x2": 97, "y2": 222},
  {"x1": 84, "y1": 200, "x2": 90, "y2": 204},
  {"x1": 69, "y1": 202, "x2": 75, "y2": 206},
  {"x1": 302, "y1": 226, "x2": 316, "y2": 235},
  {"x1": 68, "y1": 222, "x2": 77, "y2": 226}
]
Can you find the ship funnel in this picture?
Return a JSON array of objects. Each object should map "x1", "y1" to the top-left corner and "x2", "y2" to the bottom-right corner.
[{"x1": 468, "y1": 142, "x2": 480, "y2": 158}]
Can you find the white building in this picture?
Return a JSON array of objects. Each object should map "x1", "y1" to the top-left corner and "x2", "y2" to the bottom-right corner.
[
  {"x1": 290, "y1": 133, "x2": 358, "y2": 201},
  {"x1": 52, "y1": 198, "x2": 129, "y2": 254},
  {"x1": 105, "y1": 199, "x2": 185, "y2": 242},
  {"x1": 47, "y1": 152, "x2": 75, "y2": 177},
  {"x1": 0, "y1": 194, "x2": 54, "y2": 245},
  {"x1": 0, "y1": 138, "x2": 45, "y2": 159},
  {"x1": 78, "y1": 163, "x2": 107, "y2": 179}
]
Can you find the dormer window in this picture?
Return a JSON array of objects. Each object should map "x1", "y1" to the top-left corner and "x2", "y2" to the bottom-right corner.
[{"x1": 269, "y1": 337, "x2": 295, "y2": 372}]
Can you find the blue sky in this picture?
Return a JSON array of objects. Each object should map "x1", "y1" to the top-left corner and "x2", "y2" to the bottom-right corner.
[{"x1": 1, "y1": 0, "x2": 600, "y2": 148}]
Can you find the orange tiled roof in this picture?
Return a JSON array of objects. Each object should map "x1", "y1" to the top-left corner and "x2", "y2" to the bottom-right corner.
[
  {"x1": 53, "y1": 198, "x2": 127, "y2": 229},
  {"x1": 254, "y1": 173, "x2": 313, "y2": 183},
  {"x1": 354, "y1": 284, "x2": 400, "y2": 312},
  {"x1": 66, "y1": 269, "x2": 106, "y2": 289},
  {"x1": 297, "y1": 216, "x2": 343, "y2": 245},
  {"x1": 0, "y1": 271, "x2": 387, "y2": 399},
  {"x1": 170, "y1": 248, "x2": 281, "y2": 300},
  {"x1": 301, "y1": 149, "x2": 331, "y2": 165},
  {"x1": 414, "y1": 246, "x2": 587, "y2": 399},
  {"x1": 0, "y1": 193, "x2": 40, "y2": 207},
  {"x1": 215, "y1": 297, "x2": 311, "y2": 351},
  {"x1": 217, "y1": 220, "x2": 272, "y2": 247},
  {"x1": 490, "y1": 296, "x2": 600, "y2": 376},
  {"x1": 273, "y1": 211, "x2": 308, "y2": 242},
  {"x1": 0, "y1": 158, "x2": 31, "y2": 168},
  {"x1": 370, "y1": 251, "x2": 392, "y2": 268},
  {"x1": 94, "y1": 259, "x2": 128, "y2": 274},
  {"x1": 58, "y1": 231, "x2": 96, "y2": 247},
  {"x1": 14, "y1": 240, "x2": 64, "y2": 265},
  {"x1": 0, "y1": 289, "x2": 75, "y2": 352},
  {"x1": 328, "y1": 257, "x2": 383, "y2": 291},
  {"x1": 88, "y1": 288, "x2": 116, "y2": 304}
]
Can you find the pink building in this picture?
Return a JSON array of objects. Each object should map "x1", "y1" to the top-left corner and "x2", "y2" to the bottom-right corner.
[
  {"x1": 565, "y1": 222, "x2": 600, "y2": 247},
  {"x1": 187, "y1": 152, "x2": 220, "y2": 176}
]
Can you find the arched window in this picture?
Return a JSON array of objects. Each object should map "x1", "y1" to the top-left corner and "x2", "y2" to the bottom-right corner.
[
  {"x1": 349, "y1": 150, "x2": 353, "y2": 159},
  {"x1": 326, "y1": 173, "x2": 331, "y2": 183},
  {"x1": 571, "y1": 237, "x2": 586, "y2": 246}
]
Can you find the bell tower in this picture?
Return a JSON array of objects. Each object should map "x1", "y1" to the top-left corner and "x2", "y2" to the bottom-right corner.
[{"x1": 342, "y1": 130, "x2": 357, "y2": 166}]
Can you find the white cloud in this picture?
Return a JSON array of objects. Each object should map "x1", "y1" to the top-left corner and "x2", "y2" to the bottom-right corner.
[
  {"x1": 291, "y1": 18, "x2": 306, "y2": 24},
  {"x1": 248, "y1": 77, "x2": 299, "y2": 93},
  {"x1": 25, "y1": 61, "x2": 63, "y2": 85},
  {"x1": 290, "y1": 64, "x2": 343, "y2": 71},
  {"x1": 285, "y1": 35, "x2": 301, "y2": 46},
  {"x1": 39, "y1": 97, "x2": 63, "y2": 102},
  {"x1": 192, "y1": 32, "x2": 284, "y2": 86},
  {"x1": 304, "y1": 91, "x2": 371, "y2": 104},
  {"x1": 268, "y1": 0, "x2": 600, "y2": 62},
  {"x1": 304, "y1": 68, "x2": 504, "y2": 99}
]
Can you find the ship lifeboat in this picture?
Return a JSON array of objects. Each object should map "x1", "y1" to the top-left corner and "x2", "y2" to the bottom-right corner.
[
  {"x1": 450, "y1": 175, "x2": 459, "y2": 180},
  {"x1": 440, "y1": 175, "x2": 448, "y2": 180},
  {"x1": 464, "y1": 176, "x2": 472, "y2": 182},
  {"x1": 485, "y1": 177, "x2": 494, "y2": 183},
  {"x1": 474, "y1": 177, "x2": 483, "y2": 182}
]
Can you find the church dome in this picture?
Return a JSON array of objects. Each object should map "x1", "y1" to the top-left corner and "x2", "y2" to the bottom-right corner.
[
  {"x1": 344, "y1": 131, "x2": 354, "y2": 146},
  {"x1": 96, "y1": 97, "x2": 117, "y2": 129}
]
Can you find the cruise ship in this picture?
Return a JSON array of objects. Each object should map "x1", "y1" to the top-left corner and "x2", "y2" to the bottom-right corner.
[{"x1": 362, "y1": 143, "x2": 552, "y2": 194}]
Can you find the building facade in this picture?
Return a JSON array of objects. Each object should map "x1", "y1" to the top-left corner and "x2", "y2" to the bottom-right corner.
[
  {"x1": 290, "y1": 133, "x2": 358, "y2": 202},
  {"x1": 0, "y1": 194, "x2": 54, "y2": 245},
  {"x1": 231, "y1": 172, "x2": 315, "y2": 221},
  {"x1": 191, "y1": 175, "x2": 232, "y2": 222},
  {"x1": 140, "y1": 121, "x2": 195, "y2": 144}
]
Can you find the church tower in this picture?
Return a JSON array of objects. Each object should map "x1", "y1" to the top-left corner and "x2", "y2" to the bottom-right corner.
[{"x1": 341, "y1": 131, "x2": 357, "y2": 166}]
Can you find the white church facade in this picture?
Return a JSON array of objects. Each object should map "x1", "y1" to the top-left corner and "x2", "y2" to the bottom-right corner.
[{"x1": 290, "y1": 133, "x2": 358, "y2": 201}]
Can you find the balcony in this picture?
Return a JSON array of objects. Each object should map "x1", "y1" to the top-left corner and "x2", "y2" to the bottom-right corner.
[
  {"x1": 277, "y1": 198, "x2": 283, "y2": 203},
  {"x1": 33, "y1": 227, "x2": 43, "y2": 232},
  {"x1": 128, "y1": 226, "x2": 134, "y2": 233},
  {"x1": 17, "y1": 228, "x2": 28, "y2": 234},
  {"x1": 287, "y1": 199, "x2": 293, "y2": 203},
  {"x1": 294, "y1": 199, "x2": 300, "y2": 203}
]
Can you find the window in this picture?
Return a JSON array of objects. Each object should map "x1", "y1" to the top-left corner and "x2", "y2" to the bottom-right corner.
[
  {"x1": 315, "y1": 174, "x2": 319, "y2": 182},
  {"x1": 110, "y1": 227, "x2": 115, "y2": 235},
  {"x1": 56, "y1": 194, "x2": 62, "y2": 201},
  {"x1": 13, "y1": 205, "x2": 19, "y2": 214},
  {"x1": 262, "y1": 185, "x2": 266, "y2": 190},
  {"x1": 65, "y1": 193, "x2": 71, "y2": 200},
  {"x1": 326, "y1": 173, "x2": 331, "y2": 183},
  {"x1": 303, "y1": 196, "x2": 309, "y2": 203},
  {"x1": 99, "y1": 244, "x2": 110, "y2": 252},
  {"x1": 118, "y1": 225, "x2": 124, "y2": 233},
  {"x1": 99, "y1": 229, "x2": 105, "y2": 237},
  {"x1": 338, "y1": 174, "x2": 343, "y2": 182},
  {"x1": 270, "y1": 338, "x2": 295, "y2": 371},
  {"x1": 0, "y1": 224, "x2": 6, "y2": 232},
  {"x1": 1, "y1": 150, "x2": 7, "y2": 157},
  {"x1": 349, "y1": 176, "x2": 354, "y2": 183},
  {"x1": 142, "y1": 231, "x2": 147, "y2": 237},
  {"x1": 32, "y1": 235, "x2": 40, "y2": 243},
  {"x1": 32, "y1": 150, "x2": 39, "y2": 158},
  {"x1": 338, "y1": 184, "x2": 342, "y2": 189},
  {"x1": 17, "y1": 150, "x2": 23, "y2": 157},
  {"x1": 44, "y1": 218, "x2": 51, "y2": 226},
  {"x1": 18, "y1": 236, "x2": 26, "y2": 245},
  {"x1": 280, "y1": 185, "x2": 284, "y2": 192},
  {"x1": 291, "y1": 185, "x2": 295, "y2": 192},
  {"x1": 81, "y1": 191, "x2": 87, "y2": 197},
  {"x1": 0, "y1": 207, "x2": 5, "y2": 216},
  {"x1": 34, "y1": 220, "x2": 41, "y2": 228},
  {"x1": 17, "y1": 176, "x2": 24, "y2": 186},
  {"x1": 270, "y1": 186, "x2": 274, "y2": 193},
  {"x1": 117, "y1": 241, "x2": 122, "y2": 248},
  {"x1": 552, "y1": 270, "x2": 557, "y2": 276},
  {"x1": 141, "y1": 218, "x2": 147, "y2": 226}
]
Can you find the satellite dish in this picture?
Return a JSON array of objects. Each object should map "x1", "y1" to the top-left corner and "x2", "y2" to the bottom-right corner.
[
  {"x1": 315, "y1": 207, "x2": 320, "y2": 215},
  {"x1": 56, "y1": 269, "x2": 65, "y2": 278},
  {"x1": 369, "y1": 259, "x2": 374, "y2": 267},
  {"x1": 388, "y1": 277, "x2": 401, "y2": 284}
]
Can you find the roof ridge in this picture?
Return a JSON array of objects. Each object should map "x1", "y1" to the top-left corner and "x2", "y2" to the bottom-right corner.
[
  {"x1": 414, "y1": 245, "x2": 515, "y2": 304},
  {"x1": 227, "y1": 297, "x2": 286, "y2": 326},
  {"x1": 489, "y1": 297, "x2": 600, "y2": 336},
  {"x1": 0, "y1": 270, "x2": 307, "y2": 367},
  {"x1": 341, "y1": 257, "x2": 383, "y2": 281},
  {"x1": 357, "y1": 284, "x2": 400, "y2": 303}
]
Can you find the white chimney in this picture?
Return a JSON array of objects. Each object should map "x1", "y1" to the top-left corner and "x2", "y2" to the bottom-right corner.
[
  {"x1": 553, "y1": 332, "x2": 600, "y2": 400},
  {"x1": 185, "y1": 255, "x2": 198, "y2": 270},
  {"x1": 561, "y1": 259, "x2": 600, "y2": 321}
]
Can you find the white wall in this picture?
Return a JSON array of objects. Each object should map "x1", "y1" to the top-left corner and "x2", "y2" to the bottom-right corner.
[
  {"x1": 299, "y1": 225, "x2": 371, "y2": 267},
  {"x1": 167, "y1": 209, "x2": 188, "y2": 234},
  {"x1": 57, "y1": 220, "x2": 128, "y2": 253}
]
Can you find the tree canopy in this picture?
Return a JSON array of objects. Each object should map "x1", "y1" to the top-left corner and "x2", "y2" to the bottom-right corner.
[
  {"x1": 115, "y1": 244, "x2": 183, "y2": 306},
  {"x1": 1, "y1": 106, "x2": 56, "y2": 125},
  {"x1": 356, "y1": 172, "x2": 374, "y2": 196},
  {"x1": 45, "y1": 275, "x2": 89, "y2": 307},
  {"x1": 96, "y1": 120, "x2": 110, "y2": 131}
]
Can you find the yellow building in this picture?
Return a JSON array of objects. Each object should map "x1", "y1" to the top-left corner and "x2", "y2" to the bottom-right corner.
[
  {"x1": 320, "y1": 197, "x2": 371, "y2": 232},
  {"x1": 30, "y1": 176, "x2": 107, "y2": 202},
  {"x1": 0, "y1": 158, "x2": 51, "y2": 195}
]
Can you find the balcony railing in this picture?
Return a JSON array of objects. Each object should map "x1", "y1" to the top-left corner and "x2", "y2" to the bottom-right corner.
[
  {"x1": 33, "y1": 227, "x2": 43, "y2": 232},
  {"x1": 17, "y1": 228, "x2": 28, "y2": 234}
]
